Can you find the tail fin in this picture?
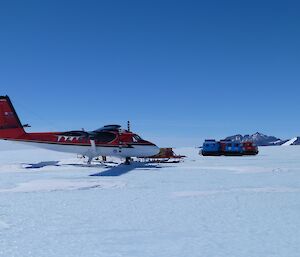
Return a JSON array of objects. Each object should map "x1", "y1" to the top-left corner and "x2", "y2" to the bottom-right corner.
[{"x1": 0, "y1": 96, "x2": 25, "y2": 139}]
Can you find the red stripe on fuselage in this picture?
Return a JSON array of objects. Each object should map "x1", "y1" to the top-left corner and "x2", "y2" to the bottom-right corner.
[{"x1": 2, "y1": 132, "x2": 154, "y2": 147}]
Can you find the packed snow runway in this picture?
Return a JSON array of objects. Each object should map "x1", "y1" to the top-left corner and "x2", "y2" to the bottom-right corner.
[{"x1": 0, "y1": 141, "x2": 300, "y2": 257}]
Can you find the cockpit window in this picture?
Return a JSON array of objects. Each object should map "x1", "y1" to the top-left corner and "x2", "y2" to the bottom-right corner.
[{"x1": 132, "y1": 135, "x2": 142, "y2": 142}]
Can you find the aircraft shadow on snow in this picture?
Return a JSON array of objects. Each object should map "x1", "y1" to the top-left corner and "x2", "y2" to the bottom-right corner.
[
  {"x1": 90, "y1": 162, "x2": 165, "y2": 177},
  {"x1": 24, "y1": 161, "x2": 61, "y2": 169},
  {"x1": 23, "y1": 161, "x2": 106, "y2": 169},
  {"x1": 23, "y1": 161, "x2": 167, "y2": 177}
]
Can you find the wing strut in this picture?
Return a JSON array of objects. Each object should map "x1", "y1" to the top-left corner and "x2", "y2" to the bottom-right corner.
[{"x1": 87, "y1": 139, "x2": 97, "y2": 165}]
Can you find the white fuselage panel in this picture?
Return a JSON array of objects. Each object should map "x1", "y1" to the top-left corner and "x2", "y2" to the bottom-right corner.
[{"x1": 15, "y1": 141, "x2": 159, "y2": 158}]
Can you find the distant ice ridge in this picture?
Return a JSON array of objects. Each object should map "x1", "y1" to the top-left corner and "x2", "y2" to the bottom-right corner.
[
  {"x1": 225, "y1": 132, "x2": 300, "y2": 146},
  {"x1": 225, "y1": 132, "x2": 284, "y2": 146},
  {"x1": 282, "y1": 137, "x2": 298, "y2": 146}
]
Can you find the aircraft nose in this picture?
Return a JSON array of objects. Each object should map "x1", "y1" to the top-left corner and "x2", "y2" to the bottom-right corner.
[
  {"x1": 153, "y1": 145, "x2": 160, "y2": 155},
  {"x1": 134, "y1": 139, "x2": 160, "y2": 157},
  {"x1": 147, "y1": 144, "x2": 160, "y2": 156}
]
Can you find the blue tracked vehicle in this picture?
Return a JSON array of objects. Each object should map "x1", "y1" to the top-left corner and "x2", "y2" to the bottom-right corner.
[
  {"x1": 201, "y1": 140, "x2": 222, "y2": 156},
  {"x1": 201, "y1": 140, "x2": 258, "y2": 156}
]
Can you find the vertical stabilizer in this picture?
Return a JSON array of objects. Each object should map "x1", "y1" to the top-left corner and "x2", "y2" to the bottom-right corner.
[{"x1": 0, "y1": 96, "x2": 25, "y2": 139}]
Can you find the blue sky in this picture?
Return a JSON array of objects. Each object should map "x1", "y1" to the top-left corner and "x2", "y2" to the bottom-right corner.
[{"x1": 0, "y1": 0, "x2": 299, "y2": 146}]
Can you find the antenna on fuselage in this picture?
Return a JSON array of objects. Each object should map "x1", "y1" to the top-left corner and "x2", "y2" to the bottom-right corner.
[{"x1": 127, "y1": 121, "x2": 131, "y2": 132}]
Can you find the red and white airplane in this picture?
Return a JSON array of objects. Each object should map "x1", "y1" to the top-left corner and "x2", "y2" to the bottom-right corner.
[{"x1": 0, "y1": 96, "x2": 159, "y2": 164}]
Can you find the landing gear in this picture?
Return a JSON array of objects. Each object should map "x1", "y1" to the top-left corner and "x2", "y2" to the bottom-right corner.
[
  {"x1": 87, "y1": 156, "x2": 93, "y2": 165},
  {"x1": 125, "y1": 157, "x2": 131, "y2": 165}
]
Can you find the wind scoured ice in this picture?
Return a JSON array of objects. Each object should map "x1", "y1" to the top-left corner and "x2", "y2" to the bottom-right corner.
[{"x1": 0, "y1": 141, "x2": 300, "y2": 257}]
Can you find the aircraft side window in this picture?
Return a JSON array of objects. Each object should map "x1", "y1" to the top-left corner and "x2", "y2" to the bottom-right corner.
[{"x1": 94, "y1": 132, "x2": 116, "y2": 143}]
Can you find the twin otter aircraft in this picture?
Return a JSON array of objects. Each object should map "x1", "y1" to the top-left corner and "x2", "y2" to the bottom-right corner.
[{"x1": 0, "y1": 96, "x2": 159, "y2": 164}]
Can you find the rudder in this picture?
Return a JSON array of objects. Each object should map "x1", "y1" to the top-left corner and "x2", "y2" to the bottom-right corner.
[{"x1": 0, "y1": 96, "x2": 25, "y2": 139}]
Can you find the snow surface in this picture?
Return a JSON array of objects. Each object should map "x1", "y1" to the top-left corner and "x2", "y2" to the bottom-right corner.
[{"x1": 1, "y1": 141, "x2": 300, "y2": 257}]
